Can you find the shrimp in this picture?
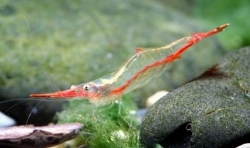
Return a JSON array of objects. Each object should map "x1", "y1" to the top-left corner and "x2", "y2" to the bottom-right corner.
[{"x1": 30, "y1": 24, "x2": 229, "y2": 104}]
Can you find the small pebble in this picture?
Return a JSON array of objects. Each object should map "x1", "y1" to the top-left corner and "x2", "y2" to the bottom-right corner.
[{"x1": 0, "y1": 111, "x2": 16, "y2": 127}]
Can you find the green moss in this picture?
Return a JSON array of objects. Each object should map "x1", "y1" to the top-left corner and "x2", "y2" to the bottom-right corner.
[{"x1": 57, "y1": 97, "x2": 140, "y2": 147}]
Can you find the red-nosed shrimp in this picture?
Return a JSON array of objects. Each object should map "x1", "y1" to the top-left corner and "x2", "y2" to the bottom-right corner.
[{"x1": 30, "y1": 24, "x2": 229, "y2": 104}]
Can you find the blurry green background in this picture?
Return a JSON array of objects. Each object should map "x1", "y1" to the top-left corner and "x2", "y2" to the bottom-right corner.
[{"x1": 0, "y1": 0, "x2": 249, "y2": 125}]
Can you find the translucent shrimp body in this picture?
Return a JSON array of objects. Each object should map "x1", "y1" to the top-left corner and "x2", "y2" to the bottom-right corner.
[{"x1": 30, "y1": 24, "x2": 229, "y2": 104}]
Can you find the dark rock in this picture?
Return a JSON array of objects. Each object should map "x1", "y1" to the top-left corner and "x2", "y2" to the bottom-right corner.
[{"x1": 140, "y1": 47, "x2": 250, "y2": 148}]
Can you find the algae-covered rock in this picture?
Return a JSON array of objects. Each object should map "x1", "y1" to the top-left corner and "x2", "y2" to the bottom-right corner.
[{"x1": 140, "y1": 47, "x2": 250, "y2": 148}]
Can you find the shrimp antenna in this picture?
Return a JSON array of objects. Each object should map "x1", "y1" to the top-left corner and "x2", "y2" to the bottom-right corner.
[
  {"x1": 24, "y1": 16, "x2": 60, "y2": 92},
  {"x1": 4, "y1": 99, "x2": 29, "y2": 114},
  {"x1": 25, "y1": 100, "x2": 43, "y2": 125}
]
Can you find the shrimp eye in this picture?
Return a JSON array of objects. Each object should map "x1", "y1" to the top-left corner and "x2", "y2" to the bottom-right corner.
[{"x1": 83, "y1": 84, "x2": 90, "y2": 91}]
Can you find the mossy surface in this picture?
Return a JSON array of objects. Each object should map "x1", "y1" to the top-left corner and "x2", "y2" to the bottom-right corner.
[
  {"x1": 140, "y1": 47, "x2": 250, "y2": 148},
  {"x1": 57, "y1": 96, "x2": 140, "y2": 148}
]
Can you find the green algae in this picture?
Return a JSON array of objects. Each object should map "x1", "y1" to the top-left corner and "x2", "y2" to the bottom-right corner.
[{"x1": 57, "y1": 97, "x2": 140, "y2": 148}]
